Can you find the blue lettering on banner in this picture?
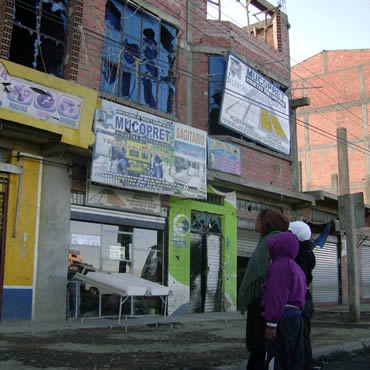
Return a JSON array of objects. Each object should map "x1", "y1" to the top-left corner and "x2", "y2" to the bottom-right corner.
[
  {"x1": 9, "y1": 102, "x2": 27, "y2": 113},
  {"x1": 114, "y1": 115, "x2": 171, "y2": 143}
]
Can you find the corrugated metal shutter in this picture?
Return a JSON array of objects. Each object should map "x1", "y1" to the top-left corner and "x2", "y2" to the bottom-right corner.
[
  {"x1": 205, "y1": 234, "x2": 221, "y2": 312},
  {"x1": 237, "y1": 229, "x2": 260, "y2": 257},
  {"x1": 361, "y1": 240, "x2": 370, "y2": 299},
  {"x1": 312, "y1": 242, "x2": 339, "y2": 304},
  {"x1": 189, "y1": 234, "x2": 202, "y2": 313}
]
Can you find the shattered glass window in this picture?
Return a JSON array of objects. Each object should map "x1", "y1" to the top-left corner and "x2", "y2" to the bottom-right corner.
[
  {"x1": 10, "y1": 0, "x2": 69, "y2": 77},
  {"x1": 191, "y1": 213, "x2": 222, "y2": 235},
  {"x1": 209, "y1": 56, "x2": 226, "y2": 126},
  {"x1": 101, "y1": 0, "x2": 177, "y2": 114}
]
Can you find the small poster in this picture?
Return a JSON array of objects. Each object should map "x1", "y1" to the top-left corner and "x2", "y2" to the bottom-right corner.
[{"x1": 208, "y1": 137, "x2": 241, "y2": 175}]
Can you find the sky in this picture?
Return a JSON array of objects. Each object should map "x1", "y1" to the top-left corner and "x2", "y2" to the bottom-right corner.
[{"x1": 208, "y1": 0, "x2": 370, "y2": 65}]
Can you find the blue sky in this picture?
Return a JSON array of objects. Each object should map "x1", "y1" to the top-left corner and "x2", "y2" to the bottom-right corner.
[{"x1": 208, "y1": 0, "x2": 370, "y2": 65}]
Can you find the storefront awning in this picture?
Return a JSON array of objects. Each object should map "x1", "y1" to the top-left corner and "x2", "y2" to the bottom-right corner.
[{"x1": 71, "y1": 205, "x2": 166, "y2": 230}]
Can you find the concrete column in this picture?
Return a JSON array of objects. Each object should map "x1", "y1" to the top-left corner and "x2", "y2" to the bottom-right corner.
[
  {"x1": 337, "y1": 127, "x2": 360, "y2": 322},
  {"x1": 33, "y1": 158, "x2": 71, "y2": 320},
  {"x1": 290, "y1": 97, "x2": 310, "y2": 192}
]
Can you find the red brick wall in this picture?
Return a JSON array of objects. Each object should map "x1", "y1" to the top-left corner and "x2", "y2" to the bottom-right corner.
[
  {"x1": 241, "y1": 146, "x2": 292, "y2": 189},
  {"x1": 0, "y1": 0, "x2": 14, "y2": 60},
  {"x1": 71, "y1": 0, "x2": 105, "y2": 90},
  {"x1": 292, "y1": 50, "x2": 370, "y2": 200}
]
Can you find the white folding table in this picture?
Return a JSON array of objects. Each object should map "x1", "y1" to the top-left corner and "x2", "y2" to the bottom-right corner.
[{"x1": 75, "y1": 272, "x2": 170, "y2": 331}]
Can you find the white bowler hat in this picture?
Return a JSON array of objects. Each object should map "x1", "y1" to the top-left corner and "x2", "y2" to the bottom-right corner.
[{"x1": 288, "y1": 221, "x2": 312, "y2": 242}]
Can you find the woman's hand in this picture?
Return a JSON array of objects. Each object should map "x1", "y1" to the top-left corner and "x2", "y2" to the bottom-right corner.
[{"x1": 265, "y1": 327, "x2": 276, "y2": 341}]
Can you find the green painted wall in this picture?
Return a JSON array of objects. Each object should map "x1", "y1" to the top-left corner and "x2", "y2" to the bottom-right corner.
[{"x1": 168, "y1": 186, "x2": 237, "y2": 313}]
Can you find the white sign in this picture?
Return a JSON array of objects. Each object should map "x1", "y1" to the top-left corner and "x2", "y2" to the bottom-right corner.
[
  {"x1": 219, "y1": 54, "x2": 290, "y2": 155},
  {"x1": 71, "y1": 233, "x2": 101, "y2": 246},
  {"x1": 109, "y1": 245, "x2": 124, "y2": 260},
  {"x1": 91, "y1": 100, "x2": 207, "y2": 199},
  {"x1": 0, "y1": 62, "x2": 82, "y2": 129}
]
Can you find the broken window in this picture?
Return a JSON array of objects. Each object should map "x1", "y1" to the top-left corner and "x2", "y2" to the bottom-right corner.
[
  {"x1": 9, "y1": 0, "x2": 69, "y2": 77},
  {"x1": 101, "y1": 0, "x2": 177, "y2": 114}
]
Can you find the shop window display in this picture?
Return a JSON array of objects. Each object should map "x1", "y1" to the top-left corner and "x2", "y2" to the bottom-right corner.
[{"x1": 67, "y1": 221, "x2": 163, "y2": 317}]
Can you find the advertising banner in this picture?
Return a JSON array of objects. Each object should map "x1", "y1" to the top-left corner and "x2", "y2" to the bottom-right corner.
[
  {"x1": 87, "y1": 182, "x2": 161, "y2": 215},
  {"x1": 0, "y1": 62, "x2": 82, "y2": 129},
  {"x1": 219, "y1": 54, "x2": 290, "y2": 155},
  {"x1": 208, "y1": 137, "x2": 241, "y2": 176},
  {"x1": 91, "y1": 100, "x2": 207, "y2": 199}
]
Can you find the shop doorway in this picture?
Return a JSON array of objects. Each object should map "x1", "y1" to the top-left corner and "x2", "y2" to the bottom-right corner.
[{"x1": 189, "y1": 233, "x2": 222, "y2": 313}]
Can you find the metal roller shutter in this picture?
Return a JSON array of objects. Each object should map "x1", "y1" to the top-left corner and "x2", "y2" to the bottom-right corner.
[
  {"x1": 360, "y1": 241, "x2": 370, "y2": 299},
  {"x1": 312, "y1": 242, "x2": 339, "y2": 304},
  {"x1": 237, "y1": 229, "x2": 260, "y2": 257},
  {"x1": 205, "y1": 234, "x2": 221, "y2": 313}
]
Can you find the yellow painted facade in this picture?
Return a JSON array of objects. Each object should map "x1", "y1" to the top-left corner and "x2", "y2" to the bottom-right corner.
[
  {"x1": 0, "y1": 59, "x2": 99, "y2": 149},
  {"x1": 4, "y1": 157, "x2": 41, "y2": 286}
]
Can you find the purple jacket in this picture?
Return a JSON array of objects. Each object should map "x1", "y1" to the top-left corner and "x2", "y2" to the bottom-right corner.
[{"x1": 261, "y1": 232, "x2": 306, "y2": 328}]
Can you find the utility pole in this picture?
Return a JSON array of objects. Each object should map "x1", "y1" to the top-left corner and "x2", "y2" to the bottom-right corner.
[{"x1": 337, "y1": 127, "x2": 360, "y2": 323}]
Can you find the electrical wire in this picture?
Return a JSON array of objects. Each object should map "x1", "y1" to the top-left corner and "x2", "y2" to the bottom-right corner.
[
  {"x1": 188, "y1": 0, "x2": 368, "y2": 134},
  {"x1": 155, "y1": 0, "x2": 370, "y2": 154},
  {"x1": 8, "y1": 0, "x2": 369, "y2": 156}
]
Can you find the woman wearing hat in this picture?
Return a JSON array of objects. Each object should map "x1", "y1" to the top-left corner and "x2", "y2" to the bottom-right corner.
[{"x1": 289, "y1": 221, "x2": 316, "y2": 370}]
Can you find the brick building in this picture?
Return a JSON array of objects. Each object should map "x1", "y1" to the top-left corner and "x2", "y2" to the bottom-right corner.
[
  {"x1": 291, "y1": 49, "x2": 370, "y2": 303},
  {"x1": 291, "y1": 49, "x2": 370, "y2": 200},
  {"x1": 0, "y1": 0, "x2": 343, "y2": 321}
]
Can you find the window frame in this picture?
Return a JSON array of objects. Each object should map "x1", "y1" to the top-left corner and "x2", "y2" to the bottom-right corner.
[{"x1": 101, "y1": 0, "x2": 177, "y2": 114}]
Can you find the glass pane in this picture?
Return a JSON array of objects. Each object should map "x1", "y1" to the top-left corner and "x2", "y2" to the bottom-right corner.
[
  {"x1": 40, "y1": 0, "x2": 69, "y2": 41},
  {"x1": 9, "y1": 26, "x2": 38, "y2": 70},
  {"x1": 102, "y1": 36, "x2": 120, "y2": 63},
  {"x1": 158, "y1": 81, "x2": 174, "y2": 114},
  {"x1": 158, "y1": 50, "x2": 175, "y2": 114},
  {"x1": 14, "y1": 0, "x2": 37, "y2": 29},
  {"x1": 100, "y1": 37, "x2": 120, "y2": 95},
  {"x1": 101, "y1": 224, "x2": 133, "y2": 273},
  {"x1": 120, "y1": 67, "x2": 138, "y2": 101},
  {"x1": 160, "y1": 24, "x2": 176, "y2": 54},
  {"x1": 69, "y1": 221, "x2": 102, "y2": 271},
  {"x1": 37, "y1": 35, "x2": 64, "y2": 77},
  {"x1": 105, "y1": 0, "x2": 123, "y2": 31},
  {"x1": 132, "y1": 229, "x2": 159, "y2": 279},
  {"x1": 123, "y1": 3, "x2": 141, "y2": 40},
  {"x1": 209, "y1": 56, "x2": 226, "y2": 120},
  {"x1": 122, "y1": 37, "x2": 140, "y2": 67},
  {"x1": 101, "y1": 59, "x2": 118, "y2": 95},
  {"x1": 191, "y1": 213, "x2": 222, "y2": 234},
  {"x1": 140, "y1": 77, "x2": 157, "y2": 109},
  {"x1": 104, "y1": 26, "x2": 122, "y2": 46},
  {"x1": 142, "y1": 14, "x2": 159, "y2": 47},
  {"x1": 142, "y1": 45, "x2": 158, "y2": 78}
]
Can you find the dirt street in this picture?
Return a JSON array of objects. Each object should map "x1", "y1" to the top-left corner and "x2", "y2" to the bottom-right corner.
[
  {"x1": 0, "y1": 312, "x2": 370, "y2": 369},
  {"x1": 0, "y1": 319, "x2": 247, "y2": 369}
]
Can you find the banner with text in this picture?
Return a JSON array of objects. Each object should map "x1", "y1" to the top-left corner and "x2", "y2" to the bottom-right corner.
[
  {"x1": 0, "y1": 62, "x2": 82, "y2": 129},
  {"x1": 219, "y1": 54, "x2": 290, "y2": 155},
  {"x1": 91, "y1": 100, "x2": 207, "y2": 199}
]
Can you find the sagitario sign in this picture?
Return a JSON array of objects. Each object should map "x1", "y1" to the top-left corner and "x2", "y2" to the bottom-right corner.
[
  {"x1": 91, "y1": 100, "x2": 207, "y2": 199},
  {"x1": 219, "y1": 54, "x2": 290, "y2": 155}
]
